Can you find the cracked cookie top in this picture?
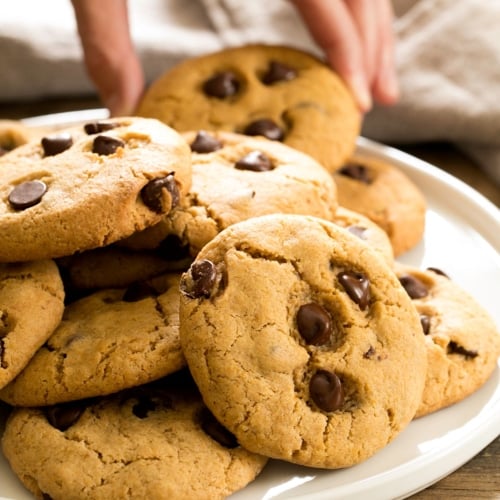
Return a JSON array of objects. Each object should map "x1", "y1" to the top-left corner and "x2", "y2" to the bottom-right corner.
[
  {"x1": 0, "y1": 117, "x2": 192, "y2": 262},
  {"x1": 178, "y1": 213, "x2": 427, "y2": 469},
  {"x1": 1, "y1": 372, "x2": 267, "y2": 499},
  {"x1": 0, "y1": 273, "x2": 185, "y2": 406},
  {"x1": 394, "y1": 263, "x2": 500, "y2": 417},
  {"x1": 136, "y1": 44, "x2": 360, "y2": 174},
  {"x1": 120, "y1": 130, "x2": 338, "y2": 257}
]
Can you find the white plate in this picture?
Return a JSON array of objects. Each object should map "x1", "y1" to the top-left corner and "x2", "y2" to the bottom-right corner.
[{"x1": 1, "y1": 111, "x2": 499, "y2": 500}]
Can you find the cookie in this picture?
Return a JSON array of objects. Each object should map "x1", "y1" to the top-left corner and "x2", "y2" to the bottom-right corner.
[
  {"x1": 332, "y1": 206, "x2": 394, "y2": 266},
  {"x1": 333, "y1": 153, "x2": 427, "y2": 256},
  {"x1": 136, "y1": 44, "x2": 360, "y2": 173},
  {"x1": 0, "y1": 117, "x2": 192, "y2": 262},
  {"x1": 394, "y1": 263, "x2": 500, "y2": 417},
  {"x1": 0, "y1": 119, "x2": 32, "y2": 155},
  {"x1": 0, "y1": 273, "x2": 185, "y2": 406},
  {"x1": 121, "y1": 130, "x2": 338, "y2": 256},
  {"x1": 0, "y1": 260, "x2": 64, "y2": 390},
  {"x1": 1, "y1": 373, "x2": 268, "y2": 499},
  {"x1": 179, "y1": 214, "x2": 427, "y2": 468}
]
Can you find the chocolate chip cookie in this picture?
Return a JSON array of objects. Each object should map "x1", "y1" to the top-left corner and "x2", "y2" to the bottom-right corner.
[
  {"x1": 179, "y1": 214, "x2": 427, "y2": 468},
  {"x1": 0, "y1": 260, "x2": 64, "y2": 390},
  {"x1": 121, "y1": 130, "x2": 338, "y2": 256},
  {"x1": 1, "y1": 373, "x2": 268, "y2": 499},
  {"x1": 136, "y1": 44, "x2": 360, "y2": 173},
  {"x1": 333, "y1": 153, "x2": 427, "y2": 256},
  {"x1": 395, "y1": 263, "x2": 500, "y2": 417},
  {"x1": 0, "y1": 119, "x2": 32, "y2": 156},
  {"x1": 0, "y1": 273, "x2": 185, "y2": 406},
  {"x1": 0, "y1": 117, "x2": 192, "y2": 262}
]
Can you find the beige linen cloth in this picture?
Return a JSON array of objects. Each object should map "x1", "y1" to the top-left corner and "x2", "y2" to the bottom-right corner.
[{"x1": 1, "y1": 0, "x2": 499, "y2": 185}]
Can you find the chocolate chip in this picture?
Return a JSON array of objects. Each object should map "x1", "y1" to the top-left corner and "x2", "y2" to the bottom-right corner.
[
  {"x1": 309, "y1": 370, "x2": 344, "y2": 412},
  {"x1": 181, "y1": 259, "x2": 217, "y2": 299},
  {"x1": 297, "y1": 303, "x2": 332, "y2": 345},
  {"x1": 190, "y1": 131, "x2": 223, "y2": 153},
  {"x1": 337, "y1": 271, "x2": 371, "y2": 310},
  {"x1": 8, "y1": 180, "x2": 47, "y2": 210},
  {"x1": 447, "y1": 341, "x2": 478, "y2": 358},
  {"x1": 92, "y1": 135, "x2": 125, "y2": 155},
  {"x1": 200, "y1": 406, "x2": 238, "y2": 448},
  {"x1": 427, "y1": 267, "x2": 449, "y2": 278},
  {"x1": 41, "y1": 493, "x2": 53, "y2": 500},
  {"x1": 84, "y1": 121, "x2": 118, "y2": 135},
  {"x1": 420, "y1": 314, "x2": 431, "y2": 335},
  {"x1": 132, "y1": 396, "x2": 157, "y2": 418},
  {"x1": 234, "y1": 150, "x2": 274, "y2": 172},
  {"x1": 41, "y1": 133, "x2": 73, "y2": 156},
  {"x1": 123, "y1": 281, "x2": 158, "y2": 302},
  {"x1": 261, "y1": 60, "x2": 297, "y2": 84},
  {"x1": 141, "y1": 173, "x2": 179, "y2": 214},
  {"x1": 337, "y1": 163, "x2": 372, "y2": 184},
  {"x1": 244, "y1": 119, "x2": 284, "y2": 141},
  {"x1": 363, "y1": 345, "x2": 376, "y2": 359},
  {"x1": 399, "y1": 274, "x2": 428, "y2": 299},
  {"x1": 203, "y1": 71, "x2": 240, "y2": 98},
  {"x1": 45, "y1": 403, "x2": 84, "y2": 431},
  {"x1": 346, "y1": 225, "x2": 367, "y2": 240}
]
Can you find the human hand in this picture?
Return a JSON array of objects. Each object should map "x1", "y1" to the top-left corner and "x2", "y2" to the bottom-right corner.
[
  {"x1": 71, "y1": 0, "x2": 144, "y2": 116},
  {"x1": 290, "y1": 0, "x2": 399, "y2": 112}
]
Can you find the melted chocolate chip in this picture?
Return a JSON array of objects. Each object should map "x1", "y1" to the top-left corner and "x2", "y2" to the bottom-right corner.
[
  {"x1": 84, "y1": 121, "x2": 118, "y2": 135},
  {"x1": 399, "y1": 274, "x2": 429, "y2": 299},
  {"x1": 190, "y1": 131, "x2": 223, "y2": 153},
  {"x1": 45, "y1": 403, "x2": 84, "y2": 431},
  {"x1": 244, "y1": 119, "x2": 284, "y2": 141},
  {"x1": 346, "y1": 225, "x2": 367, "y2": 240},
  {"x1": 297, "y1": 303, "x2": 332, "y2": 345},
  {"x1": 181, "y1": 259, "x2": 217, "y2": 299},
  {"x1": 123, "y1": 281, "x2": 158, "y2": 302},
  {"x1": 261, "y1": 61, "x2": 297, "y2": 84},
  {"x1": 8, "y1": 180, "x2": 47, "y2": 210},
  {"x1": 420, "y1": 314, "x2": 431, "y2": 335},
  {"x1": 448, "y1": 341, "x2": 478, "y2": 358},
  {"x1": 337, "y1": 163, "x2": 372, "y2": 184},
  {"x1": 132, "y1": 396, "x2": 157, "y2": 418},
  {"x1": 427, "y1": 267, "x2": 449, "y2": 278},
  {"x1": 234, "y1": 150, "x2": 274, "y2": 172},
  {"x1": 141, "y1": 173, "x2": 179, "y2": 214},
  {"x1": 203, "y1": 71, "x2": 240, "y2": 98},
  {"x1": 200, "y1": 406, "x2": 238, "y2": 448},
  {"x1": 92, "y1": 135, "x2": 125, "y2": 155},
  {"x1": 41, "y1": 133, "x2": 73, "y2": 156},
  {"x1": 309, "y1": 370, "x2": 344, "y2": 412},
  {"x1": 337, "y1": 271, "x2": 371, "y2": 310}
]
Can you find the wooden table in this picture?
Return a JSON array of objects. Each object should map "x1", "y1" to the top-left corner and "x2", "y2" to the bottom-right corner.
[{"x1": 1, "y1": 97, "x2": 499, "y2": 499}]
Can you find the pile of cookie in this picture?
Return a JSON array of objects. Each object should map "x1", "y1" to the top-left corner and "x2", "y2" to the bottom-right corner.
[{"x1": 0, "y1": 45, "x2": 499, "y2": 500}]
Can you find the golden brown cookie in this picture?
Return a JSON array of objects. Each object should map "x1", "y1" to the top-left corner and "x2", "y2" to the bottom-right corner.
[
  {"x1": 333, "y1": 154, "x2": 427, "y2": 256},
  {"x1": 0, "y1": 119, "x2": 32, "y2": 155},
  {"x1": 0, "y1": 274, "x2": 185, "y2": 406},
  {"x1": 1, "y1": 373, "x2": 268, "y2": 500},
  {"x1": 0, "y1": 260, "x2": 64, "y2": 390},
  {"x1": 0, "y1": 117, "x2": 191, "y2": 262},
  {"x1": 136, "y1": 44, "x2": 360, "y2": 173},
  {"x1": 121, "y1": 130, "x2": 338, "y2": 256},
  {"x1": 179, "y1": 214, "x2": 427, "y2": 469},
  {"x1": 394, "y1": 263, "x2": 500, "y2": 417}
]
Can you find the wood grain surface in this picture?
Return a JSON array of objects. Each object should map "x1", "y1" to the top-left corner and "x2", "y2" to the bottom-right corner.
[{"x1": 1, "y1": 96, "x2": 499, "y2": 499}]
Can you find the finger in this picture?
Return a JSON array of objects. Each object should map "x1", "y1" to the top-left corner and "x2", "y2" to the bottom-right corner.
[
  {"x1": 370, "y1": 0, "x2": 399, "y2": 105},
  {"x1": 290, "y1": 0, "x2": 372, "y2": 112},
  {"x1": 71, "y1": 0, "x2": 144, "y2": 115}
]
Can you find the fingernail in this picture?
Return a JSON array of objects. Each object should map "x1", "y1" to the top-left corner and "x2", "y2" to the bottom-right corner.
[{"x1": 347, "y1": 74, "x2": 372, "y2": 113}]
